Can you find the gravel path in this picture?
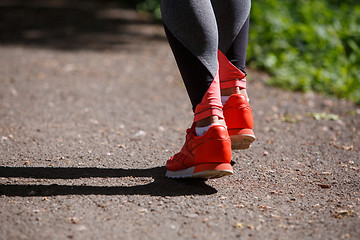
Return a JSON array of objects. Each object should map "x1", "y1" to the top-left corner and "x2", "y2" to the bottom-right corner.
[{"x1": 0, "y1": 1, "x2": 359, "y2": 239}]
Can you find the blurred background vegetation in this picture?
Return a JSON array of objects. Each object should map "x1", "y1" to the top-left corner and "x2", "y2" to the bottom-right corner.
[{"x1": 127, "y1": 0, "x2": 360, "y2": 104}]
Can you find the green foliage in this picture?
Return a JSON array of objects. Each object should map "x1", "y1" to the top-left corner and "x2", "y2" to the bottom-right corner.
[
  {"x1": 135, "y1": 0, "x2": 162, "y2": 20},
  {"x1": 134, "y1": 0, "x2": 360, "y2": 103},
  {"x1": 248, "y1": 0, "x2": 360, "y2": 103}
]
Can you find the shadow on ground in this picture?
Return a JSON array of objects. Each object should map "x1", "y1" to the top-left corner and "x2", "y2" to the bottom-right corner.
[
  {"x1": 0, "y1": 166, "x2": 217, "y2": 197},
  {"x1": 0, "y1": 0, "x2": 165, "y2": 50}
]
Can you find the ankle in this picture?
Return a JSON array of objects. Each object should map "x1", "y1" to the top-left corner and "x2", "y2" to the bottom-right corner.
[
  {"x1": 195, "y1": 115, "x2": 225, "y2": 128},
  {"x1": 221, "y1": 87, "x2": 241, "y2": 96},
  {"x1": 221, "y1": 87, "x2": 248, "y2": 99}
]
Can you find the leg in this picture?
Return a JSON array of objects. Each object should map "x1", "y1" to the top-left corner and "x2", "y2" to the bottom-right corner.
[
  {"x1": 161, "y1": 0, "x2": 232, "y2": 178},
  {"x1": 221, "y1": 16, "x2": 250, "y2": 98},
  {"x1": 210, "y1": 0, "x2": 251, "y2": 93},
  {"x1": 212, "y1": 0, "x2": 256, "y2": 149},
  {"x1": 226, "y1": 15, "x2": 250, "y2": 75},
  {"x1": 161, "y1": 0, "x2": 223, "y2": 124}
]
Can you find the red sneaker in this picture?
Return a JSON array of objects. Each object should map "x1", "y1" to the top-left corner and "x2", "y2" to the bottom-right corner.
[
  {"x1": 223, "y1": 94, "x2": 255, "y2": 150},
  {"x1": 166, "y1": 124, "x2": 233, "y2": 178}
]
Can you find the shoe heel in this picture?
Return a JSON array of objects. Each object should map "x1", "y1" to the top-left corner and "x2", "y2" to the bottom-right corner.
[
  {"x1": 223, "y1": 94, "x2": 255, "y2": 149},
  {"x1": 228, "y1": 128, "x2": 255, "y2": 150},
  {"x1": 193, "y1": 163, "x2": 233, "y2": 179},
  {"x1": 193, "y1": 126, "x2": 232, "y2": 165},
  {"x1": 230, "y1": 133, "x2": 255, "y2": 150}
]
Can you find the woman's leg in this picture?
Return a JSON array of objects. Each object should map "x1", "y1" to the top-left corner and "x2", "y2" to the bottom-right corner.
[
  {"x1": 161, "y1": 0, "x2": 223, "y2": 124},
  {"x1": 161, "y1": 0, "x2": 232, "y2": 178},
  {"x1": 225, "y1": 16, "x2": 250, "y2": 75},
  {"x1": 211, "y1": 0, "x2": 251, "y2": 56},
  {"x1": 211, "y1": 0, "x2": 251, "y2": 94},
  {"x1": 211, "y1": 0, "x2": 255, "y2": 149}
]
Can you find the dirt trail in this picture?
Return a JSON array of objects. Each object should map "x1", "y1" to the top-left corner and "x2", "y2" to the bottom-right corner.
[{"x1": 0, "y1": 1, "x2": 359, "y2": 239}]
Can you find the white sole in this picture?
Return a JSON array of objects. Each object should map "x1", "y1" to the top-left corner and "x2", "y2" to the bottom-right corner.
[
  {"x1": 166, "y1": 167, "x2": 233, "y2": 179},
  {"x1": 230, "y1": 134, "x2": 256, "y2": 150}
]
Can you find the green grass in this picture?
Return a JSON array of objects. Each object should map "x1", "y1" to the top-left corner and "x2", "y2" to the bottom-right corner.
[{"x1": 248, "y1": 0, "x2": 360, "y2": 104}]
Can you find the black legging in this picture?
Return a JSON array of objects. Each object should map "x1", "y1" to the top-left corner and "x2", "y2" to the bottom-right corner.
[{"x1": 161, "y1": 0, "x2": 251, "y2": 112}]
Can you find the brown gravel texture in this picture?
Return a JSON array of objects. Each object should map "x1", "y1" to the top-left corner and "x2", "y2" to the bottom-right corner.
[{"x1": 0, "y1": 1, "x2": 359, "y2": 240}]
